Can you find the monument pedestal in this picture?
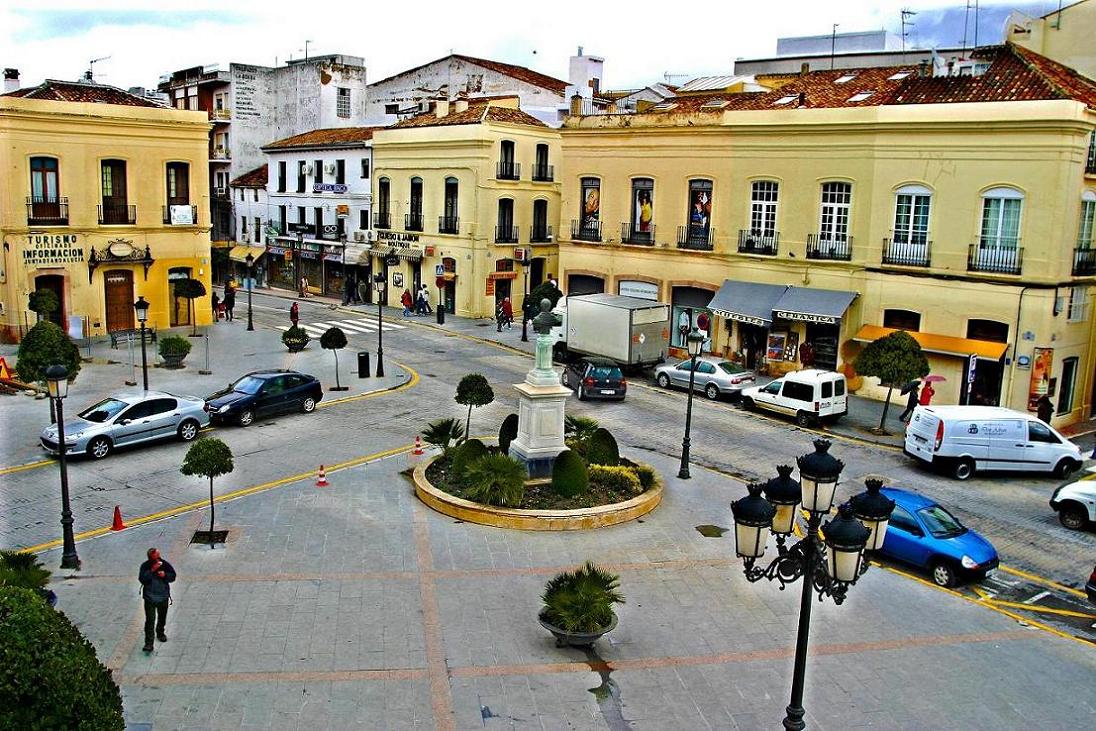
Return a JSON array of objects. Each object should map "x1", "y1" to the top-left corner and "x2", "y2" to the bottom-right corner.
[{"x1": 508, "y1": 381, "x2": 571, "y2": 478}]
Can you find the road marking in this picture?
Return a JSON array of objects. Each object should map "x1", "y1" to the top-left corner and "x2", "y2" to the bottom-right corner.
[
  {"x1": 1024, "y1": 590, "x2": 1052, "y2": 604},
  {"x1": 1000, "y1": 564, "x2": 1088, "y2": 599},
  {"x1": 985, "y1": 599, "x2": 1096, "y2": 620},
  {"x1": 0, "y1": 458, "x2": 53, "y2": 476}
]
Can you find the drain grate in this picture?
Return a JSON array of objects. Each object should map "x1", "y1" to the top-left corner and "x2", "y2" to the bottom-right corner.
[{"x1": 191, "y1": 530, "x2": 228, "y2": 545}]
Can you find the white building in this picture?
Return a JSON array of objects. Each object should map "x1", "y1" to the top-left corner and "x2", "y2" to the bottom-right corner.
[{"x1": 227, "y1": 164, "x2": 269, "y2": 286}]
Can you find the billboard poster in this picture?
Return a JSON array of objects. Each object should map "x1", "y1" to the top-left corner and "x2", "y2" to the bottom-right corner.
[
  {"x1": 1027, "y1": 347, "x2": 1053, "y2": 410},
  {"x1": 688, "y1": 187, "x2": 711, "y2": 240},
  {"x1": 633, "y1": 185, "x2": 653, "y2": 233},
  {"x1": 581, "y1": 179, "x2": 600, "y2": 229}
]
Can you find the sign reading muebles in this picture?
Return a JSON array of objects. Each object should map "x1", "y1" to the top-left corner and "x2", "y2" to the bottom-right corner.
[{"x1": 22, "y1": 234, "x2": 85, "y2": 266}]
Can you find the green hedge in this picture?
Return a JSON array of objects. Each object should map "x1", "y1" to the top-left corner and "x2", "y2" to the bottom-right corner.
[
  {"x1": 452, "y1": 438, "x2": 488, "y2": 478},
  {"x1": 498, "y1": 413, "x2": 519, "y2": 454},
  {"x1": 551, "y1": 449, "x2": 589, "y2": 498},
  {"x1": 586, "y1": 428, "x2": 619, "y2": 466},
  {"x1": 589, "y1": 464, "x2": 642, "y2": 496}
]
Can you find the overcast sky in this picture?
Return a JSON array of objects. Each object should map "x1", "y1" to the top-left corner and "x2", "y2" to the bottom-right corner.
[{"x1": 2, "y1": 0, "x2": 1060, "y2": 91}]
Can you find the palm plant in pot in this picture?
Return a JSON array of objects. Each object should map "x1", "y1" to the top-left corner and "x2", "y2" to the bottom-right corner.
[
  {"x1": 158, "y1": 335, "x2": 192, "y2": 369},
  {"x1": 282, "y1": 325, "x2": 310, "y2": 352},
  {"x1": 539, "y1": 561, "x2": 624, "y2": 647}
]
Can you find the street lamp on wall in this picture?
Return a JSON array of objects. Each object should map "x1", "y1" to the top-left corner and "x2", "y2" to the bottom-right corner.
[
  {"x1": 45, "y1": 364, "x2": 80, "y2": 570},
  {"x1": 133, "y1": 296, "x2": 150, "y2": 391}
]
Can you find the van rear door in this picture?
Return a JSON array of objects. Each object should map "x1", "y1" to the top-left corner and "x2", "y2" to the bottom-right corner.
[
  {"x1": 905, "y1": 408, "x2": 939, "y2": 463},
  {"x1": 832, "y1": 376, "x2": 848, "y2": 416},
  {"x1": 817, "y1": 378, "x2": 835, "y2": 415}
]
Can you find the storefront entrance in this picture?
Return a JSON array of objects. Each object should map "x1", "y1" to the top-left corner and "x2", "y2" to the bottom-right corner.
[
  {"x1": 805, "y1": 323, "x2": 839, "y2": 372},
  {"x1": 103, "y1": 270, "x2": 134, "y2": 332},
  {"x1": 739, "y1": 322, "x2": 768, "y2": 370},
  {"x1": 33, "y1": 274, "x2": 65, "y2": 326},
  {"x1": 168, "y1": 267, "x2": 192, "y2": 326},
  {"x1": 965, "y1": 319, "x2": 1008, "y2": 406},
  {"x1": 567, "y1": 274, "x2": 605, "y2": 296}
]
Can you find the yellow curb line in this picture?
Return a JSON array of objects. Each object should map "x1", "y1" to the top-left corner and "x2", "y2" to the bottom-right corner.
[
  {"x1": 999, "y1": 564, "x2": 1088, "y2": 599},
  {"x1": 981, "y1": 599, "x2": 1096, "y2": 620},
  {"x1": 0, "y1": 459, "x2": 53, "y2": 476},
  {"x1": 21, "y1": 442, "x2": 417, "y2": 555}
]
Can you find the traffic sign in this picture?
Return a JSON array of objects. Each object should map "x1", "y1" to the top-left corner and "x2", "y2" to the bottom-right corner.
[
  {"x1": 967, "y1": 353, "x2": 978, "y2": 384},
  {"x1": 435, "y1": 264, "x2": 444, "y2": 276}
]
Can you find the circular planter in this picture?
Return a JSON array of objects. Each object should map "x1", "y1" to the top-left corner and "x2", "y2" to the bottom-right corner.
[
  {"x1": 413, "y1": 455, "x2": 662, "y2": 531},
  {"x1": 160, "y1": 353, "x2": 187, "y2": 369},
  {"x1": 538, "y1": 609, "x2": 617, "y2": 648},
  {"x1": 285, "y1": 341, "x2": 308, "y2": 353}
]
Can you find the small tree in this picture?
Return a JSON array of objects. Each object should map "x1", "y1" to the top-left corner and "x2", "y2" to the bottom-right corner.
[
  {"x1": 180, "y1": 437, "x2": 234, "y2": 541},
  {"x1": 28, "y1": 289, "x2": 59, "y2": 323},
  {"x1": 176, "y1": 278, "x2": 207, "y2": 336},
  {"x1": 320, "y1": 327, "x2": 348, "y2": 390},
  {"x1": 853, "y1": 331, "x2": 930, "y2": 431},
  {"x1": 15, "y1": 321, "x2": 81, "y2": 387},
  {"x1": 524, "y1": 282, "x2": 562, "y2": 320},
  {"x1": 423, "y1": 417, "x2": 465, "y2": 453},
  {"x1": 455, "y1": 373, "x2": 494, "y2": 440}
]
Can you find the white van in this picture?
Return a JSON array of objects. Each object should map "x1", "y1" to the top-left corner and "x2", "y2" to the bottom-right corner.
[
  {"x1": 904, "y1": 405, "x2": 1082, "y2": 480},
  {"x1": 740, "y1": 370, "x2": 848, "y2": 426}
]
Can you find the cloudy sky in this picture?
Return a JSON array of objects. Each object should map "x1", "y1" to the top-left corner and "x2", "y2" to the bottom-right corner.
[{"x1": 2, "y1": 0, "x2": 1057, "y2": 91}]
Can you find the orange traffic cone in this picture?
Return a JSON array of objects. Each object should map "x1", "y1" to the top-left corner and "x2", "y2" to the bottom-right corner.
[
  {"x1": 413, "y1": 436, "x2": 424, "y2": 457},
  {"x1": 110, "y1": 505, "x2": 126, "y2": 531},
  {"x1": 316, "y1": 464, "x2": 329, "y2": 487}
]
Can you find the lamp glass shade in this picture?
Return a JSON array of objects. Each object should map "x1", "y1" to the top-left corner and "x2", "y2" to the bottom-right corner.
[
  {"x1": 826, "y1": 545, "x2": 864, "y2": 583},
  {"x1": 862, "y1": 518, "x2": 889, "y2": 551},
  {"x1": 771, "y1": 502, "x2": 798, "y2": 535},
  {"x1": 686, "y1": 328, "x2": 705, "y2": 357},
  {"x1": 800, "y1": 475, "x2": 838, "y2": 514},
  {"x1": 734, "y1": 522, "x2": 767, "y2": 559},
  {"x1": 133, "y1": 296, "x2": 150, "y2": 323},
  {"x1": 45, "y1": 364, "x2": 68, "y2": 399}
]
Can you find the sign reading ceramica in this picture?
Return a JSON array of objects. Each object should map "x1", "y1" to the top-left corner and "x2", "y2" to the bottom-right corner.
[
  {"x1": 773, "y1": 310, "x2": 838, "y2": 325},
  {"x1": 23, "y1": 234, "x2": 85, "y2": 267}
]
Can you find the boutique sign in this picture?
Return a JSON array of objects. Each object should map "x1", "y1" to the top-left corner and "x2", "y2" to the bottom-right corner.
[{"x1": 23, "y1": 234, "x2": 85, "y2": 267}]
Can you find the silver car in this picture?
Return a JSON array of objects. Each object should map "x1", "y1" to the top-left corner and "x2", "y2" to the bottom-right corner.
[
  {"x1": 653, "y1": 356, "x2": 756, "y2": 400},
  {"x1": 40, "y1": 390, "x2": 209, "y2": 459}
]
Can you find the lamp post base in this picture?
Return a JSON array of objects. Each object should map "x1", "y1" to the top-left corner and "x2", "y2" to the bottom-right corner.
[{"x1": 782, "y1": 704, "x2": 806, "y2": 731}]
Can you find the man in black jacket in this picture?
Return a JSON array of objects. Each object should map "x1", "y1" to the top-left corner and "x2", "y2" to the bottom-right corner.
[{"x1": 138, "y1": 547, "x2": 176, "y2": 653}]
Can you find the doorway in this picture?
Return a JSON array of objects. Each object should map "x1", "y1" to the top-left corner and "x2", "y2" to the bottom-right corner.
[
  {"x1": 531, "y1": 258, "x2": 545, "y2": 288},
  {"x1": 103, "y1": 270, "x2": 134, "y2": 332},
  {"x1": 1058, "y1": 357, "x2": 1078, "y2": 416},
  {"x1": 33, "y1": 274, "x2": 65, "y2": 327},
  {"x1": 168, "y1": 267, "x2": 192, "y2": 326}
]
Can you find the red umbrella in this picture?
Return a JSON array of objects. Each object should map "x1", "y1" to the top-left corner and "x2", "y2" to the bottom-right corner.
[{"x1": 923, "y1": 374, "x2": 947, "y2": 383}]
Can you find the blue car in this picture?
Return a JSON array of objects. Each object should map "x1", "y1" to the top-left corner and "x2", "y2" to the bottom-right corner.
[{"x1": 877, "y1": 487, "x2": 999, "y2": 587}]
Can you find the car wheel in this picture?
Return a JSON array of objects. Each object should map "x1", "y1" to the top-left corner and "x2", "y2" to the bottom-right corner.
[
  {"x1": 238, "y1": 409, "x2": 255, "y2": 427},
  {"x1": 742, "y1": 396, "x2": 755, "y2": 411},
  {"x1": 578, "y1": 386, "x2": 587, "y2": 401},
  {"x1": 952, "y1": 458, "x2": 975, "y2": 481},
  {"x1": 1053, "y1": 458, "x2": 1079, "y2": 480},
  {"x1": 177, "y1": 419, "x2": 200, "y2": 442},
  {"x1": 301, "y1": 397, "x2": 317, "y2": 414},
  {"x1": 86, "y1": 436, "x2": 112, "y2": 460},
  {"x1": 656, "y1": 373, "x2": 671, "y2": 389},
  {"x1": 705, "y1": 383, "x2": 720, "y2": 400},
  {"x1": 1058, "y1": 502, "x2": 1088, "y2": 531},
  {"x1": 795, "y1": 411, "x2": 813, "y2": 428},
  {"x1": 930, "y1": 560, "x2": 957, "y2": 588}
]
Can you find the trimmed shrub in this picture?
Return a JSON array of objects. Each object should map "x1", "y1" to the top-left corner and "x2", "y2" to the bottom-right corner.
[
  {"x1": 551, "y1": 449, "x2": 589, "y2": 498},
  {"x1": 282, "y1": 325, "x2": 310, "y2": 351},
  {"x1": 498, "y1": 413, "x2": 519, "y2": 454},
  {"x1": 158, "y1": 335, "x2": 192, "y2": 357},
  {"x1": 0, "y1": 586, "x2": 125, "y2": 730},
  {"x1": 455, "y1": 373, "x2": 494, "y2": 439},
  {"x1": 586, "y1": 428, "x2": 619, "y2": 467},
  {"x1": 464, "y1": 454, "x2": 526, "y2": 507},
  {"x1": 423, "y1": 418, "x2": 465, "y2": 453},
  {"x1": 452, "y1": 438, "x2": 488, "y2": 478},
  {"x1": 15, "y1": 320, "x2": 82, "y2": 386},
  {"x1": 632, "y1": 463, "x2": 659, "y2": 492},
  {"x1": 589, "y1": 464, "x2": 642, "y2": 496}
]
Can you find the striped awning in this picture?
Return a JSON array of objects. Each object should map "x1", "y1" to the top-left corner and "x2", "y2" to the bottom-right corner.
[
  {"x1": 228, "y1": 245, "x2": 265, "y2": 263},
  {"x1": 389, "y1": 247, "x2": 423, "y2": 261}
]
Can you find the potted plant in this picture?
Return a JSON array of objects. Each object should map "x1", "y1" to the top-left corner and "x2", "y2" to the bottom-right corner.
[
  {"x1": 282, "y1": 325, "x2": 310, "y2": 352},
  {"x1": 0, "y1": 549, "x2": 56, "y2": 607},
  {"x1": 538, "y1": 562, "x2": 624, "y2": 647},
  {"x1": 157, "y1": 335, "x2": 192, "y2": 369}
]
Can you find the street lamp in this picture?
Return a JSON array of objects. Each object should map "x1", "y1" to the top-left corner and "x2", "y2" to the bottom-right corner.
[
  {"x1": 677, "y1": 327, "x2": 706, "y2": 479},
  {"x1": 374, "y1": 272, "x2": 385, "y2": 377},
  {"x1": 245, "y1": 252, "x2": 255, "y2": 331},
  {"x1": 133, "y1": 296, "x2": 150, "y2": 391},
  {"x1": 730, "y1": 440, "x2": 895, "y2": 731},
  {"x1": 46, "y1": 364, "x2": 80, "y2": 570},
  {"x1": 520, "y1": 255, "x2": 532, "y2": 343}
]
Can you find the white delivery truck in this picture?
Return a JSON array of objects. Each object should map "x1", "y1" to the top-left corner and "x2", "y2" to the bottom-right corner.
[
  {"x1": 904, "y1": 405, "x2": 1083, "y2": 480},
  {"x1": 550, "y1": 294, "x2": 670, "y2": 369}
]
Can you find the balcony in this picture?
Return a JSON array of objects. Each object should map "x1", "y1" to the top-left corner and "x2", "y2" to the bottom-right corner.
[
  {"x1": 530, "y1": 224, "x2": 553, "y2": 243},
  {"x1": 374, "y1": 211, "x2": 391, "y2": 229},
  {"x1": 968, "y1": 241, "x2": 1023, "y2": 275},
  {"x1": 209, "y1": 108, "x2": 232, "y2": 122},
  {"x1": 162, "y1": 205, "x2": 197, "y2": 225},
  {"x1": 98, "y1": 203, "x2": 136, "y2": 225},
  {"x1": 438, "y1": 215, "x2": 460, "y2": 234},
  {"x1": 737, "y1": 230, "x2": 779, "y2": 255},
  {"x1": 621, "y1": 222, "x2": 655, "y2": 246},
  {"x1": 495, "y1": 224, "x2": 519, "y2": 243},
  {"x1": 806, "y1": 234, "x2": 853, "y2": 261},
  {"x1": 1072, "y1": 246, "x2": 1096, "y2": 276},
  {"x1": 405, "y1": 213, "x2": 424, "y2": 231},
  {"x1": 210, "y1": 147, "x2": 230, "y2": 160},
  {"x1": 677, "y1": 225, "x2": 715, "y2": 251},
  {"x1": 26, "y1": 196, "x2": 69, "y2": 226},
  {"x1": 571, "y1": 219, "x2": 602, "y2": 242},
  {"x1": 531, "y1": 164, "x2": 554, "y2": 182},
  {"x1": 496, "y1": 161, "x2": 520, "y2": 180},
  {"x1": 882, "y1": 237, "x2": 932, "y2": 267}
]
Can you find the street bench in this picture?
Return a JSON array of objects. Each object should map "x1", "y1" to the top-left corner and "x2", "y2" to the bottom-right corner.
[{"x1": 109, "y1": 327, "x2": 158, "y2": 349}]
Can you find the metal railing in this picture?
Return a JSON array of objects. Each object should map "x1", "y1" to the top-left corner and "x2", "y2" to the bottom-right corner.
[
  {"x1": 162, "y1": 205, "x2": 197, "y2": 224},
  {"x1": 1072, "y1": 246, "x2": 1096, "y2": 276},
  {"x1": 438, "y1": 215, "x2": 460, "y2": 234},
  {"x1": 209, "y1": 109, "x2": 232, "y2": 121},
  {"x1": 496, "y1": 161, "x2": 520, "y2": 180},
  {"x1": 531, "y1": 164, "x2": 554, "y2": 182},
  {"x1": 530, "y1": 224, "x2": 553, "y2": 243},
  {"x1": 968, "y1": 242, "x2": 1023, "y2": 274},
  {"x1": 806, "y1": 234, "x2": 852, "y2": 261},
  {"x1": 98, "y1": 203, "x2": 136, "y2": 225},
  {"x1": 621, "y1": 222, "x2": 656, "y2": 245},
  {"x1": 26, "y1": 196, "x2": 69, "y2": 225},
  {"x1": 737, "y1": 230, "x2": 779, "y2": 255},
  {"x1": 211, "y1": 147, "x2": 230, "y2": 160},
  {"x1": 571, "y1": 219, "x2": 602, "y2": 242},
  {"x1": 677, "y1": 225, "x2": 715, "y2": 251},
  {"x1": 374, "y1": 211, "x2": 391, "y2": 229},
  {"x1": 881, "y1": 237, "x2": 932, "y2": 267},
  {"x1": 405, "y1": 212, "x2": 424, "y2": 231},
  {"x1": 495, "y1": 225, "x2": 519, "y2": 243}
]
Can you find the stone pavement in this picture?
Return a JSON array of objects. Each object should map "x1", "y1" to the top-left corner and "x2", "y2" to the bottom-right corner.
[{"x1": 37, "y1": 446, "x2": 1096, "y2": 730}]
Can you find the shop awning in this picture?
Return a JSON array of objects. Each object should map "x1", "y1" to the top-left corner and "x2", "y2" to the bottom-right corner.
[
  {"x1": 343, "y1": 242, "x2": 372, "y2": 264},
  {"x1": 228, "y1": 245, "x2": 265, "y2": 263},
  {"x1": 853, "y1": 325, "x2": 1009, "y2": 360},
  {"x1": 370, "y1": 244, "x2": 393, "y2": 257},
  {"x1": 708, "y1": 280, "x2": 788, "y2": 327},
  {"x1": 772, "y1": 287, "x2": 858, "y2": 325},
  {"x1": 389, "y1": 248, "x2": 423, "y2": 261}
]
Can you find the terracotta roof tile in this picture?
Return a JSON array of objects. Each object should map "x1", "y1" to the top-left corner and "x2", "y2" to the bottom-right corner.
[
  {"x1": 392, "y1": 101, "x2": 547, "y2": 129},
  {"x1": 263, "y1": 126, "x2": 383, "y2": 150},
  {"x1": 230, "y1": 165, "x2": 268, "y2": 188},
  {"x1": 370, "y1": 54, "x2": 567, "y2": 95},
  {"x1": 4, "y1": 80, "x2": 165, "y2": 107}
]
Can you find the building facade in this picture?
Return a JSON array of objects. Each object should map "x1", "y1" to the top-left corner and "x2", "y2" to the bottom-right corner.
[
  {"x1": 0, "y1": 81, "x2": 212, "y2": 342},
  {"x1": 371, "y1": 96, "x2": 561, "y2": 317},
  {"x1": 227, "y1": 164, "x2": 268, "y2": 286},
  {"x1": 1008, "y1": 0, "x2": 1096, "y2": 80},
  {"x1": 557, "y1": 44, "x2": 1096, "y2": 426}
]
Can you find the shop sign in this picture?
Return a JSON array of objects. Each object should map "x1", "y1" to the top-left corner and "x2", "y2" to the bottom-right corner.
[
  {"x1": 392, "y1": 272, "x2": 404, "y2": 287},
  {"x1": 377, "y1": 230, "x2": 419, "y2": 244},
  {"x1": 485, "y1": 278, "x2": 495, "y2": 296},
  {"x1": 23, "y1": 234, "x2": 85, "y2": 267},
  {"x1": 336, "y1": 204, "x2": 350, "y2": 218},
  {"x1": 773, "y1": 310, "x2": 838, "y2": 325},
  {"x1": 618, "y1": 280, "x2": 658, "y2": 301},
  {"x1": 313, "y1": 183, "x2": 349, "y2": 194},
  {"x1": 714, "y1": 310, "x2": 767, "y2": 327},
  {"x1": 169, "y1": 205, "x2": 194, "y2": 225}
]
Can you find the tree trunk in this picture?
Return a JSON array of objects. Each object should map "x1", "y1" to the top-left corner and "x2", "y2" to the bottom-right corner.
[
  {"x1": 878, "y1": 385, "x2": 894, "y2": 431},
  {"x1": 208, "y1": 475, "x2": 215, "y2": 546},
  {"x1": 466, "y1": 403, "x2": 473, "y2": 443},
  {"x1": 334, "y1": 350, "x2": 341, "y2": 390}
]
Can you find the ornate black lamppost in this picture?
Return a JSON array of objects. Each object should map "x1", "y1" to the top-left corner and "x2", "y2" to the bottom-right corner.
[
  {"x1": 374, "y1": 272, "x2": 386, "y2": 377},
  {"x1": 677, "y1": 328, "x2": 706, "y2": 479},
  {"x1": 520, "y1": 253, "x2": 531, "y2": 343},
  {"x1": 245, "y1": 252, "x2": 255, "y2": 331},
  {"x1": 730, "y1": 440, "x2": 895, "y2": 731},
  {"x1": 46, "y1": 364, "x2": 80, "y2": 570},
  {"x1": 133, "y1": 296, "x2": 150, "y2": 391}
]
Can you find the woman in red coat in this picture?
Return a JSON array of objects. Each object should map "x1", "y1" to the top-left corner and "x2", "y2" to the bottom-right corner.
[
  {"x1": 919, "y1": 382, "x2": 935, "y2": 406},
  {"x1": 401, "y1": 289, "x2": 414, "y2": 317}
]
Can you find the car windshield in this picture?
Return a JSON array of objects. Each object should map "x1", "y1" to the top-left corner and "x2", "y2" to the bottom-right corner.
[
  {"x1": 916, "y1": 505, "x2": 966, "y2": 538},
  {"x1": 232, "y1": 376, "x2": 266, "y2": 395},
  {"x1": 717, "y1": 362, "x2": 746, "y2": 375},
  {"x1": 78, "y1": 398, "x2": 129, "y2": 423}
]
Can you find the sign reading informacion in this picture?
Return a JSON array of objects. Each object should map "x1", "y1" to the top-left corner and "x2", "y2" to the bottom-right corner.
[
  {"x1": 23, "y1": 234, "x2": 84, "y2": 267},
  {"x1": 313, "y1": 183, "x2": 349, "y2": 194}
]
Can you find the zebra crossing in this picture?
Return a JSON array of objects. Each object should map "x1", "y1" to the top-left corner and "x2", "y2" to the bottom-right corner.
[{"x1": 275, "y1": 318, "x2": 406, "y2": 339}]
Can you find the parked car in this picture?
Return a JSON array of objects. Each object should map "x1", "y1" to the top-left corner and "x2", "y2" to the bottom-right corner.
[
  {"x1": 654, "y1": 356, "x2": 755, "y2": 400},
  {"x1": 905, "y1": 405, "x2": 1083, "y2": 481},
  {"x1": 40, "y1": 391, "x2": 208, "y2": 460},
  {"x1": 876, "y1": 487, "x2": 998, "y2": 587},
  {"x1": 560, "y1": 357, "x2": 627, "y2": 401},
  {"x1": 205, "y1": 370, "x2": 322, "y2": 426},
  {"x1": 739, "y1": 369, "x2": 848, "y2": 426},
  {"x1": 1086, "y1": 565, "x2": 1096, "y2": 606},
  {"x1": 1049, "y1": 474, "x2": 1096, "y2": 530}
]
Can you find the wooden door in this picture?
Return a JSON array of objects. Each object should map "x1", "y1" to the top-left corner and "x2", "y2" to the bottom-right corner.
[{"x1": 104, "y1": 270, "x2": 134, "y2": 332}]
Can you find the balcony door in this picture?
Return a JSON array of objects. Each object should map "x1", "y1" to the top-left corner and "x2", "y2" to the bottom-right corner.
[
  {"x1": 532, "y1": 199, "x2": 548, "y2": 241},
  {"x1": 892, "y1": 185, "x2": 931, "y2": 261},
  {"x1": 977, "y1": 188, "x2": 1022, "y2": 270},
  {"x1": 409, "y1": 177, "x2": 423, "y2": 229},
  {"x1": 101, "y1": 159, "x2": 129, "y2": 224},
  {"x1": 103, "y1": 270, "x2": 135, "y2": 332},
  {"x1": 497, "y1": 199, "x2": 515, "y2": 241},
  {"x1": 818, "y1": 182, "x2": 851, "y2": 245},
  {"x1": 443, "y1": 177, "x2": 458, "y2": 232},
  {"x1": 30, "y1": 157, "x2": 61, "y2": 221}
]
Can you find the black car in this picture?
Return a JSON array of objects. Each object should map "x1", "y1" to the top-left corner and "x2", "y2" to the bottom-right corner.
[
  {"x1": 205, "y1": 370, "x2": 322, "y2": 426},
  {"x1": 560, "y1": 358, "x2": 626, "y2": 401}
]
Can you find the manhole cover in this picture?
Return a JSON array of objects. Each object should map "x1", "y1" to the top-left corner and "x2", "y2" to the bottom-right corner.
[{"x1": 191, "y1": 530, "x2": 228, "y2": 546}]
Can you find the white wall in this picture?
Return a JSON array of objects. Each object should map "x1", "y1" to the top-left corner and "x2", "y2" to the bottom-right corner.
[
  {"x1": 231, "y1": 186, "x2": 269, "y2": 245},
  {"x1": 266, "y1": 146, "x2": 373, "y2": 240}
]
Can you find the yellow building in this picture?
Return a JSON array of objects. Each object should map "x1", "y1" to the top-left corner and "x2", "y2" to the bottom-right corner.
[
  {"x1": 557, "y1": 44, "x2": 1096, "y2": 426},
  {"x1": 0, "y1": 81, "x2": 212, "y2": 342},
  {"x1": 371, "y1": 96, "x2": 560, "y2": 318},
  {"x1": 1008, "y1": 0, "x2": 1096, "y2": 80}
]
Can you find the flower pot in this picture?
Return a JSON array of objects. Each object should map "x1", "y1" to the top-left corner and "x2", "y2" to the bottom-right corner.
[
  {"x1": 285, "y1": 340, "x2": 307, "y2": 353},
  {"x1": 160, "y1": 352, "x2": 187, "y2": 369},
  {"x1": 538, "y1": 608, "x2": 617, "y2": 648}
]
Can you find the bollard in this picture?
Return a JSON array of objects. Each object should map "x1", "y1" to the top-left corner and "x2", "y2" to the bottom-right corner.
[{"x1": 199, "y1": 332, "x2": 212, "y2": 375}]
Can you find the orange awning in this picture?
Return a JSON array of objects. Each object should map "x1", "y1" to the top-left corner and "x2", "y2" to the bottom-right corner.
[{"x1": 853, "y1": 324, "x2": 1008, "y2": 360}]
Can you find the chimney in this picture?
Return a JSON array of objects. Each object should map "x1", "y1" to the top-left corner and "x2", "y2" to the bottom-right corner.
[
  {"x1": 797, "y1": 91, "x2": 807, "y2": 108},
  {"x1": 918, "y1": 60, "x2": 930, "y2": 77},
  {"x1": 570, "y1": 93, "x2": 584, "y2": 115},
  {"x1": 434, "y1": 97, "x2": 449, "y2": 118},
  {"x1": 800, "y1": 62, "x2": 810, "y2": 77},
  {"x1": 577, "y1": 46, "x2": 583, "y2": 57},
  {"x1": 3, "y1": 68, "x2": 19, "y2": 93}
]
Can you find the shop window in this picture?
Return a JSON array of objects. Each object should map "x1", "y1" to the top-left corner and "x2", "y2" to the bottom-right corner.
[
  {"x1": 671, "y1": 286, "x2": 713, "y2": 351},
  {"x1": 883, "y1": 309, "x2": 921, "y2": 331}
]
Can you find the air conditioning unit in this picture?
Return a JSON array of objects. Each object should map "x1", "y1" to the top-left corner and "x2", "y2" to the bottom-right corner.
[
  {"x1": 324, "y1": 163, "x2": 337, "y2": 175},
  {"x1": 365, "y1": 230, "x2": 377, "y2": 242},
  {"x1": 353, "y1": 231, "x2": 365, "y2": 242},
  {"x1": 214, "y1": 187, "x2": 226, "y2": 197},
  {"x1": 304, "y1": 164, "x2": 314, "y2": 175}
]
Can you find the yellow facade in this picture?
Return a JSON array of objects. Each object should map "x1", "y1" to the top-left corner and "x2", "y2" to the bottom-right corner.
[
  {"x1": 0, "y1": 94, "x2": 212, "y2": 342},
  {"x1": 1010, "y1": 0, "x2": 1096, "y2": 80},
  {"x1": 558, "y1": 100, "x2": 1096, "y2": 426},
  {"x1": 371, "y1": 99, "x2": 560, "y2": 318}
]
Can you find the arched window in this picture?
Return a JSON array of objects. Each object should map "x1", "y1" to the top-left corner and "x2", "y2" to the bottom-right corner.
[
  {"x1": 407, "y1": 176, "x2": 423, "y2": 231},
  {"x1": 575, "y1": 177, "x2": 601, "y2": 241},
  {"x1": 749, "y1": 180, "x2": 779, "y2": 238},
  {"x1": 166, "y1": 162, "x2": 190, "y2": 208},
  {"x1": 496, "y1": 198, "x2": 516, "y2": 242},
  {"x1": 533, "y1": 143, "x2": 551, "y2": 181},
  {"x1": 532, "y1": 199, "x2": 550, "y2": 242},
  {"x1": 627, "y1": 178, "x2": 654, "y2": 244},
  {"x1": 376, "y1": 177, "x2": 390, "y2": 228},
  {"x1": 29, "y1": 157, "x2": 64, "y2": 224},
  {"x1": 684, "y1": 179, "x2": 713, "y2": 248},
  {"x1": 818, "y1": 182, "x2": 852, "y2": 243},
  {"x1": 498, "y1": 140, "x2": 517, "y2": 179},
  {"x1": 883, "y1": 309, "x2": 921, "y2": 331},
  {"x1": 979, "y1": 187, "x2": 1023, "y2": 249}
]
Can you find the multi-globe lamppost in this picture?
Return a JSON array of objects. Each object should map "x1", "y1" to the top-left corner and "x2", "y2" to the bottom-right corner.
[
  {"x1": 374, "y1": 272, "x2": 386, "y2": 377},
  {"x1": 730, "y1": 440, "x2": 896, "y2": 731}
]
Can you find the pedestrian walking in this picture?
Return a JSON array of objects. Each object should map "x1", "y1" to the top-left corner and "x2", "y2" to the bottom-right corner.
[
  {"x1": 222, "y1": 285, "x2": 236, "y2": 322},
  {"x1": 211, "y1": 291, "x2": 221, "y2": 322},
  {"x1": 1036, "y1": 394, "x2": 1054, "y2": 425},
  {"x1": 419, "y1": 284, "x2": 433, "y2": 314},
  {"x1": 919, "y1": 381, "x2": 935, "y2": 407},
  {"x1": 138, "y1": 547, "x2": 176, "y2": 653},
  {"x1": 299, "y1": 276, "x2": 310, "y2": 298},
  {"x1": 401, "y1": 289, "x2": 414, "y2": 317},
  {"x1": 290, "y1": 301, "x2": 300, "y2": 328},
  {"x1": 899, "y1": 381, "x2": 920, "y2": 422},
  {"x1": 502, "y1": 297, "x2": 514, "y2": 329}
]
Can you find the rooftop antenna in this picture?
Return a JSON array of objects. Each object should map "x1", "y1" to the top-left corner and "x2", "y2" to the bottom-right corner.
[
  {"x1": 84, "y1": 56, "x2": 110, "y2": 83},
  {"x1": 304, "y1": 40, "x2": 312, "y2": 60},
  {"x1": 900, "y1": 9, "x2": 917, "y2": 55},
  {"x1": 962, "y1": 0, "x2": 980, "y2": 54},
  {"x1": 830, "y1": 24, "x2": 839, "y2": 70}
]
